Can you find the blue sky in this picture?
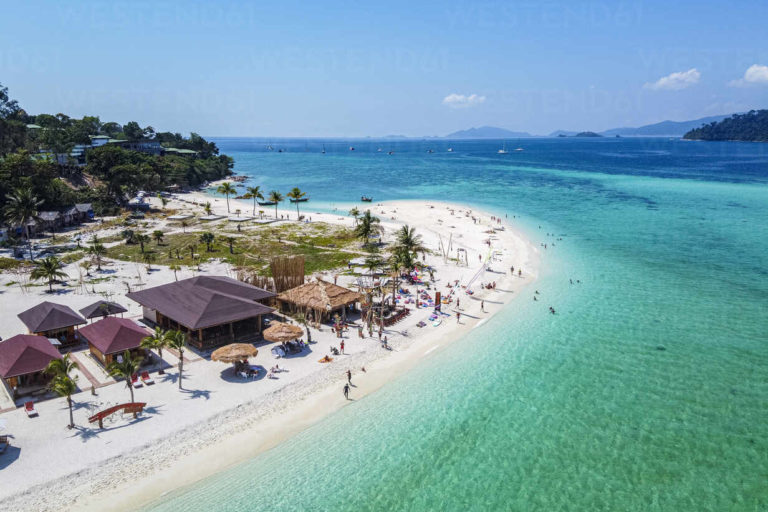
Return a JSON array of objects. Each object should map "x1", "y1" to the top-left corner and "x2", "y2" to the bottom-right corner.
[{"x1": 1, "y1": 0, "x2": 767, "y2": 136}]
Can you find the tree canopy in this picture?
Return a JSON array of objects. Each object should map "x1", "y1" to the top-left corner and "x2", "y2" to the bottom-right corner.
[{"x1": 683, "y1": 110, "x2": 768, "y2": 142}]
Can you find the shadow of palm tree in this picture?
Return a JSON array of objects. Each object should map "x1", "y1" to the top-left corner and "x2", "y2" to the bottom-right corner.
[{"x1": 181, "y1": 388, "x2": 212, "y2": 400}]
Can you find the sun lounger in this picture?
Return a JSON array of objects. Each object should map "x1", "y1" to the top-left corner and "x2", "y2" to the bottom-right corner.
[
  {"x1": 131, "y1": 374, "x2": 143, "y2": 388},
  {"x1": 140, "y1": 371, "x2": 154, "y2": 385},
  {"x1": 24, "y1": 401, "x2": 37, "y2": 417},
  {"x1": 238, "y1": 371, "x2": 249, "y2": 379}
]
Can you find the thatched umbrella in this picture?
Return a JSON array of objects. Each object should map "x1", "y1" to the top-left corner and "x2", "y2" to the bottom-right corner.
[
  {"x1": 263, "y1": 321, "x2": 303, "y2": 343},
  {"x1": 211, "y1": 343, "x2": 258, "y2": 364}
]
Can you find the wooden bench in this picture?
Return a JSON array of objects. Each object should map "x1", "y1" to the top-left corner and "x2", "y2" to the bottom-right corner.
[{"x1": 88, "y1": 402, "x2": 147, "y2": 429}]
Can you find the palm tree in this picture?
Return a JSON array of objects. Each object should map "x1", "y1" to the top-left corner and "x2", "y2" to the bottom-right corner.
[
  {"x1": 349, "y1": 207, "x2": 360, "y2": 225},
  {"x1": 199, "y1": 232, "x2": 215, "y2": 252},
  {"x1": 87, "y1": 238, "x2": 107, "y2": 271},
  {"x1": 50, "y1": 375, "x2": 78, "y2": 429},
  {"x1": 167, "y1": 330, "x2": 187, "y2": 389},
  {"x1": 46, "y1": 354, "x2": 79, "y2": 429},
  {"x1": 142, "y1": 251, "x2": 155, "y2": 270},
  {"x1": 80, "y1": 260, "x2": 92, "y2": 277},
  {"x1": 157, "y1": 193, "x2": 168, "y2": 209},
  {"x1": 141, "y1": 327, "x2": 170, "y2": 375},
  {"x1": 203, "y1": 202, "x2": 213, "y2": 216},
  {"x1": 216, "y1": 182, "x2": 237, "y2": 213},
  {"x1": 222, "y1": 236, "x2": 236, "y2": 254},
  {"x1": 3, "y1": 187, "x2": 43, "y2": 260},
  {"x1": 388, "y1": 250, "x2": 407, "y2": 307},
  {"x1": 46, "y1": 352, "x2": 79, "y2": 379},
  {"x1": 135, "y1": 233, "x2": 150, "y2": 253},
  {"x1": 245, "y1": 186, "x2": 264, "y2": 216},
  {"x1": 169, "y1": 263, "x2": 181, "y2": 281},
  {"x1": 107, "y1": 350, "x2": 141, "y2": 403},
  {"x1": 152, "y1": 230, "x2": 164, "y2": 245},
  {"x1": 31, "y1": 255, "x2": 68, "y2": 292},
  {"x1": 394, "y1": 225, "x2": 427, "y2": 269},
  {"x1": 354, "y1": 210, "x2": 382, "y2": 247},
  {"x1": 180, "y1": 219, "x2": 189, "y2": 233},
  {"x1": 268, "y1": 190, "x2": 283, "y2": 219},
  {"x1": 286, "y1": 187, "x2": 306, "y2": 219},
  {"x1": 121, "y1": 229, "x2": 136, "y2": 244}
]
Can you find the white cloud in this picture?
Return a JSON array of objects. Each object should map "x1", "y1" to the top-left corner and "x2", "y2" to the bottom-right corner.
[
  {"x1": 442, "y1": 93, "x2": 486, "y2": 108},
  {"x1": 644, "y1": 68, "x2": 701, "y2": 91},
  {"x1": 728, "y1": 64, "x2": 768, "y2": 87}
]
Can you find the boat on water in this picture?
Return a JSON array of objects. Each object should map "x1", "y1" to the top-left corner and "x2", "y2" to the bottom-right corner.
[
  {"x1": 377, "y1": 147, "x2": 382, "y2": 152},
  {"x1": 388, "y1": 150, "x2": 394, "y2": 155},
  {"x1": 497, "y1": 142, "x2": 508, "y2": 154},
  {"x1": 322, "y1": 144, "x2": 326, "y2": 154},
  {"x1": 257, "y1": 200, "x2": 277, "y2": 206},
  {"x1": 289, "y1": 197, "x2": 309, "y2": 203},
  {"x1": 447, "y1": 147, "x2": 453, "y2": 152},
  {"x1": 514, "y1": 147, "x2": 524, "y2": 151},
  {"x1": 361, "y1": 195, "x2": 373, "y2": 202},
  {"x1": 349, "y1": 146, "x2": 355, "y2": 151},
  {"x1": 427, "y1": 149, "x2": 434, "y2": 153}
]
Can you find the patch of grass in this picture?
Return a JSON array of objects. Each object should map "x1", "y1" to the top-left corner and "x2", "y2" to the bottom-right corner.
[
  {"x1": 105, "y1": 222, "x2": 358, "y2": 275},
  {"x1": 0, "y1": 257, "x2": 24, "y2": 270},
  {"x1": 60, "y1": 251, "x2": 85, "y2": 264}
]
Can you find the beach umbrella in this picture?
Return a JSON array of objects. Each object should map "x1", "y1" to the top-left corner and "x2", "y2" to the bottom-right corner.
[
  {"x1": 262, "y1": 321, "x2": 303, "y2": 343},
  {"x1": 211, "y1": 343, "x2": 258, "y2": 364}
]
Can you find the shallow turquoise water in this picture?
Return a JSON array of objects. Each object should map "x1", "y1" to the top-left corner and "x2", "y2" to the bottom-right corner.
[{"x1": 147, "y1": 138, "x2": 768, "y2": 511}]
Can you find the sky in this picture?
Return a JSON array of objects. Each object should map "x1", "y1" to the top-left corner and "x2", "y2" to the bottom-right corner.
[{"x1": 1, "y1": 0, "x2": 767, "y2": 137}]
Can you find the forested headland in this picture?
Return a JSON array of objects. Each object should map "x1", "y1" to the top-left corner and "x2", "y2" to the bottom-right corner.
[{"x1": 0, "y1": 83, "x2": 232, "y2": 216}]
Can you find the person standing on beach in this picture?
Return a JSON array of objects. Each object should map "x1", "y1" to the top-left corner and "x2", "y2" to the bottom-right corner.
[
  {"x1": 343, "y1": 383, "x2": 350, "y2": 400},
  {"x1": 457, "y1": 311, "x2": 461, "y2": 323},
  {"x1": 481, "y1": 300, "x2": 485, "y2": 312},
  {"x1": 347, "y1": 369, "x2": 352, "y2": 384},
  {"x1": 340, "y1": 340, "x2": 345, "y2": 354}
]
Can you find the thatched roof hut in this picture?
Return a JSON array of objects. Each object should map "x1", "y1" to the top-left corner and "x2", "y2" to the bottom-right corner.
[
  {"x1": 263, "y1": 321, "x2": 304, "y2": 343},
  {"x1": 211, "y1": 343, "x2": 258, "y2": 363},
  {"x1": 277, "y1": 279, "x2": 362, "y2": 322}
]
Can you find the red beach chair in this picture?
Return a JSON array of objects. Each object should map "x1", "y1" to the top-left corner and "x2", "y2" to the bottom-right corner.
[
  {"x1": 140, "y1": 371, "x2": 154, "y2": 385},
  {"x1": 24, "y1": 401, "x2": 38, "y2": 417}
]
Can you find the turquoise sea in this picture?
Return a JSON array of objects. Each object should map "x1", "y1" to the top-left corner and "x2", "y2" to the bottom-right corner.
[{"x1": 147, "y1": 138, "x2": 768, "y2": 511}]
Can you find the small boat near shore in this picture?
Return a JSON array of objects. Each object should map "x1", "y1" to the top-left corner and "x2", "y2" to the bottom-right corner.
[
  {"x1": 361, "y1": 195, "x2": 373, "y2": 202},
  {"x1": 257, "y1": 200, "x2": 277, "y2": 206},
  {"x1": 289, "y1": 197, "x2": 309, "y2": 203}
]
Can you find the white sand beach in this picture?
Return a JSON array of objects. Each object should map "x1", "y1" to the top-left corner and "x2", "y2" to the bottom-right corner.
[{"x1": 0, "y1": 194, "x2": 539, "y2": 512}]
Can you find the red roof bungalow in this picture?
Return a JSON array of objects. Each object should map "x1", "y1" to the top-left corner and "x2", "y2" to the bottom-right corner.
[
  {"x1": 0, "y1": 334, "x2": 62, "y2": 398},
  {"x1": 17, "y1": 301, "x2": 86, "y2": 347},
  {"x1": 79, "y1": 317, "x2": 150, "y2": 366}
]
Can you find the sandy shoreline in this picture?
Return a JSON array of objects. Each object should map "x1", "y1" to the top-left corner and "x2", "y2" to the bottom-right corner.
[{"x1": 0, "y1": 194, "x2": 539, "y2": 512}]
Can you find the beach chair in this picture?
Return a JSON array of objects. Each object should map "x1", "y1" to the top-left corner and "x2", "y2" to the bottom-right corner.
[
  {"x1": 140, "y1": 371, "x2": 154, "y2": 385},
  {"x1": 24, "y1": 401, "x2": 37, "y2": 417},
  {"x1": 131, "y1": 374, "x2": 143, "y2": 388},
  {"x1": 238, "y1": 371, "x2": 249, "y2": 379}
]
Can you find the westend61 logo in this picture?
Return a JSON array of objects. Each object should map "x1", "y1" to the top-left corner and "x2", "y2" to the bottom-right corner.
[{"x1": 447, "y1": 1, "x2": 644, "y2": 29}]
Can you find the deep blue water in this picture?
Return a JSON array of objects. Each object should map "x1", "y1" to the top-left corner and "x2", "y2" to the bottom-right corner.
[{"x1": 147, "y1": 137, "x2": 768, "y2": 511}]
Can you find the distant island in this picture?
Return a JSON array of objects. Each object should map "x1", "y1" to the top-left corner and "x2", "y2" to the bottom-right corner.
[
  {"x1": 574, "y1": 131, "x2": 602, "y2": 137},
  {"x1": 683, "y1": 110, "x2": 768, "y2": 142},
  {"x1": 444, "y1": 126, "x2": 533, "y2": 139},
  {"x1": 0, "y1": 83, "x2": 233, "y2": 216},
  {"x1": 600, "y1": 114, "x2": 731, "y2": 137}
]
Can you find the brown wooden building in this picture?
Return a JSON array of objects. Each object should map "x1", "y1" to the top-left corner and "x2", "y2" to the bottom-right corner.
[
  {"x1": 17, "y1": 302, "x2": 86, "y2": 348},
  {"x1": 0, "y1": 334, "x2": 62, "y2": 397},
  {"x1": 79, "y1": 317, "x2": 150, "y2": 366},
  {"x1": 126, "y1": 276, "x2": 276, "y2": 350}
]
